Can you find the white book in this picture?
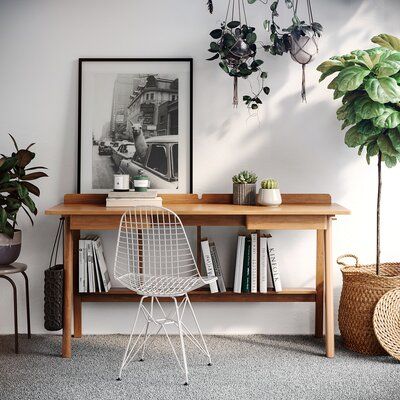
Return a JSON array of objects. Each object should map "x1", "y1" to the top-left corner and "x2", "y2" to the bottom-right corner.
[
  {"x1": 92, "y1": 239, "x2": 103, "y2": 292},
  {"x1": 108, "y1": 190, "x2": 158, "y2": 199},
  {"x1": 78, "y1": 239, "x2": 86, "y2": 293},
  {"x1": 268, "y1": 235, "x2": 282, "y2": 292},
  {"x1": 209, "y1": 241, "x2": 226, "y2": 292},
  {"x1": 86, "y1": 239, "x2": 95, "y2": 293},
  {"x1": 259, "y1": 235, "x2": 268, "y2": 293},
  {"x1": 93, "y1": 236, "x2": 111, "y2": 292},
  {"x1": 250, "y1": 233, "x2": 258, "y2": 293},
  {"x1": 233, "y1": 235, "x2": 246, "y2": 293},
  {"x1": 201, "y1": 239, "x2": 218, "y2": 293},
  {"x1": 106, "y1": 197, "x2": 162, "y2": 207}
]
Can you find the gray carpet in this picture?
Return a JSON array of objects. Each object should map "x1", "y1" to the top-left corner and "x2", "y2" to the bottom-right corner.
[{"x1": 0, "y1": 335, "x2": 399, "y2": 400}]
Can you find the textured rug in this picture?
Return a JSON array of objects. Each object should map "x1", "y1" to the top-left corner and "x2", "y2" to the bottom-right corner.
[{"x1": 0, "y1": 335, "x2": 398, "y2": 400}]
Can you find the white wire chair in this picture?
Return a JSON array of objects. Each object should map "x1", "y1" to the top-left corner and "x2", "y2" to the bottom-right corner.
[{"x1": 114, "y1": 206, "x2": 217, "y2": 385}]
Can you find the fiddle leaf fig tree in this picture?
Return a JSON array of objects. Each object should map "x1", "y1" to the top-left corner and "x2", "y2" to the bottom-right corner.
[{"x1": 318, "y1": 34, "x2": 400, "y2": 274}]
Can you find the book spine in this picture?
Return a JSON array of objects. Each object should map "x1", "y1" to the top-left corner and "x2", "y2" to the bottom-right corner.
[
  {"x1": 268, "y1": 236, "x2": 282, "y2": 292},
  {"x1": 241, "y1": 237, "x2": 251, "y2": 293},
  {"x1": 209, "y1": 242, "x2": 226, "y2": 292},
  {"x1": 92, "y1": 239, "x2": 104, "y2": 292},
  {"x1": 95, "y1": 238, "x2": 111, "y2": 292},
  {"x1": 83, "y1": 239, "x2": 88, "y2": 292},
  {"x1": 201, "y1": 240, "x2": 219, "y2": 293},
  {"x1": 86, "y1": 240, "x2": 95, "y2": 293},
  {"x1": 78, "y1": 240, "x2": 85, "y2": 293},
  {"x1": 251, "y1": 233, "x2": 258, "y2": 293},
  {"x1": 259, "y1": 237, "x2": 268, "y2": 293},
  {"x1": 234, "y1": 236, "x2": 245, "y2": 293}
]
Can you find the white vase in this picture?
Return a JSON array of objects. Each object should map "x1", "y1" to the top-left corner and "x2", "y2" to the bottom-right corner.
[{"x1": 258, "y1": 189, "x2": 282, "y2": 207}]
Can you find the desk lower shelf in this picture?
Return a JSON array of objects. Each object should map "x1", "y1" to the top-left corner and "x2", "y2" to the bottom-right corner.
[{"x1": 79, "y1": 287, "x2": 316, "y2": 303}]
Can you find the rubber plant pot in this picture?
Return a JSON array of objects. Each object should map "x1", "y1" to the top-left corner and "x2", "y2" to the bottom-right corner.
[
  {"x1": 0, "y1": 230, "x2": 21, "y2": 265},
  {"x1": 337, "y1": 255, "x2": 400, "y2": 355},
  {"x1": 233, "y1": 183, "x2": 256, "y2": 205},
  {"x1": 258, "y1": 189, "x2": 282, "y2": 207}
]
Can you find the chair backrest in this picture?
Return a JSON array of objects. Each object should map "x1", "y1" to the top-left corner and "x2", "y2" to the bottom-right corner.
[{"x1": 114, "y1": 206, "x2": 200, "y2": 282}]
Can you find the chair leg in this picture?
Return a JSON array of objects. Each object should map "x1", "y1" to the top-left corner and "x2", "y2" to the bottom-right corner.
[
  {"x1": 0, "y1": 276, "x2": 18, "y2": 354},
  {"x1": 21, "y1": 271, "x2": 31, "y2": 339},
  {"x1": 140, "y1": 297, "x2": 153, "y2": 361},
  {"x1": 173, "y1": 297, "x2": 189, "y2": 385},
  {"x1": 185, "y1": 294, "x2": 212, "y2": 365}
]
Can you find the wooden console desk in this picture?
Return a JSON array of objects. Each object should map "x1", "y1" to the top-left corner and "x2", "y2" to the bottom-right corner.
[{"x1": 45, "y1": 193, "x2": 349, "y2": 359}]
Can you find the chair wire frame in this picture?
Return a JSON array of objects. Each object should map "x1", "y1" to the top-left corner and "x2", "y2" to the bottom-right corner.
[{"x1": 114, "y1": 206, "x2": 216, "y2": 384}]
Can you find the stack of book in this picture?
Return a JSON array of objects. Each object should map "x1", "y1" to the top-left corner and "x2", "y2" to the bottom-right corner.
[
  {"x1": 106, "y1": 190, "x2": 162, "y2": 207},
  {"x1": 79, "y1": 235, "x2": 111, "y2": 293},
  {"x1": 234, "y1": 233, "x2": 282, "y2": 293},
  {"x1": 201, "y1": 238, "x2": 227, "y2": 293}
]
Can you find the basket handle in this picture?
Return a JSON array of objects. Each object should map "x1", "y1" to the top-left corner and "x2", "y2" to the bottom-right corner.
[{"x1": 337, "y1": 254, "x2": 359, "y2": 267}]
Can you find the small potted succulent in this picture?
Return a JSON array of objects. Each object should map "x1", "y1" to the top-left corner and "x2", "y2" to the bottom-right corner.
[
  {"x1": 258, "y1": 179, "x2": 282, "y2": 207},
  {"x1": 0, "y1": 135, "x2": 48, "y2": 264},
  {"x1": 232, "y1": 170, "x2": 257, "y2": 205}
]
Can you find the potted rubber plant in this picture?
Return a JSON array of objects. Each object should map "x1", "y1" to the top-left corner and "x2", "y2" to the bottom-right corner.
[
  {"x1": 232, "y1": 170, "x2": 258, "y2": 205},
  {"x1": 0, "y1": 135, "x2": 48, "y2": 264},
  {"x1": 318, "y1": 33, "x2": 400, "y2": 355},
  {"x1": 258, "y1": 179, "x2": 282, "y2": 206}
]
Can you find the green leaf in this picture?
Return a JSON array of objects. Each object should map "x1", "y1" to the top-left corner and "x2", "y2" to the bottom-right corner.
[
  {"x1": 246, "y1": 32, "x2": 257, "y2": 44},
  {"x1": 260, "y1": 71, "x2": 268, "y2": 79},
  {"x1": 336, "y1": 66, "x2": 371, "y2": 91},
  {"x1": 353, "y1": 95, "x2": 386, "y2": 119},
  {"x1": 383, "y1": 153, "x2": 397, "y2": 167},
  {"x1": 209, "y1": 42, "x2": 220, "y2": 52},
  {"x1": 344, "y1": 126, "x2": 365, "y2": 147},
  {"x1": 251, "y1": 104, "x2": 258, "y2": 109},
  {"x1": 21, "y1": 205, "x2": 34, "y2": 226},
  {"x1": 219, "y1": 62, "x2": 229, "y2": 74},
  {"x1": 378, "y1": 135, "x2": 399, "y2": 156},
  {"x1": 388, "y1": 128, "x2": 400, "y2": 150},
  {"x1": 374, "y1": 52, "x2": 400, "y2": 77},
  {"x1": 367, "y1": 142, "x2": 380, "y2": 157},
  {"x1": 263, "y1": 87, "x2": 270, "y2": 95},
  {"x1": 372, "y1": 108, "x2": 400, "y2": 128},
  {"x1": 21, "y1": 195, "x2": 36, "y2": 214},
  {"x1": 17, "y1": 184, "x2": 29, "y2": 199},
  {"x1": 21, "y1": 181, "x2": 40, "y2": 197},
  {"x1": 206, "y1": 53, "x2": 219, "y2": 61},
  {"x1": 333, "y1": 89, "x2": 345, "y2": 99},
  {"x1": 0, "y1": 156, "x2": 18, "y2": 173},
  {"x1": 371, "y1": 34, "x2": 400, "y2": 51},
  {"x1": 0, "y1": 208, "x2": 7, "y2": 229},
  {"x1": 8, "y1": 134, "x2": 19, "y2": 151},
  {"x1": 317, "y1": 59, "x2": 344, "y2": 73},
  {"x1": 336, "y1": 104, "x2": 349, "y2": 121},
  {"x1": 365, "y1": 76, "x2": 400, "y2": 103},
  {"x1": 210, "y1": 29, "x2": 223, "y2": 39},
  {"x1": 263, "y1": 20, "x2": 270, "y2": 31},
  {"x1": 248, "y1": 0, "x2": 257, "y2": 3},
  {"x1": 356, "y1": 120, "x2": 382, "y2": 136},
  {"x1": 227, "y1": 21, "x2": 241, "y2": 29},
  {"x1": 327, "y1": 76, "x2": 339, "y2": 90}
]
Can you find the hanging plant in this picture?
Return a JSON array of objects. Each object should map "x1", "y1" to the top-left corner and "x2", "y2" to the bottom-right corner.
[
  {"x1": 207, "y1": 0, "x2": 213, "y2": 13},
  {"x1": 207, "y1": 0, "x2": 270, "y2": 109},
  {"x1": 250, "y1": 0, "x2": 323, "y2": 101}
]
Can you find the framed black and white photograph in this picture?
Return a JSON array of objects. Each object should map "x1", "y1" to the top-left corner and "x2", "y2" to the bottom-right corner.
[{"x1": 78, "y1": 58, "x2": 192, "y2": 193}]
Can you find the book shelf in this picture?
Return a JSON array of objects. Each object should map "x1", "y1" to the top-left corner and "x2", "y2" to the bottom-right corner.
[{"x1": 45, "y1": 193, "x2": 349, "y2": 359}]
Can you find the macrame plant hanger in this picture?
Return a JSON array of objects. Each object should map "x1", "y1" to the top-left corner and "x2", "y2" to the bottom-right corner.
[
  {"x1": 290, "y1": 0, "x2": 319, "y2": 102},
  {"x1": 223, "y1": 0, "x2": 251, "y2": 107}
]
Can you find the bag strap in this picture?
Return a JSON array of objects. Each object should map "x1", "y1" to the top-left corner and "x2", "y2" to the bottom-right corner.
[
  {"x1": 337, "y1": 254, "x2": 359, "y2": 268},
  {"x1": 49, "y1": 217, "x2": 65, "y2": 268}
]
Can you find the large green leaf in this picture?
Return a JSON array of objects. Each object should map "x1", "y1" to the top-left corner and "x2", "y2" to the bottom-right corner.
[
  {"x1": 356, "y1": 120, "x2": 382, "y2": 136},
  {"x1": 336, "y1": 66, "x2": 370, "y2": 91},
  {"x1": 388, "y1": 128, "x2": 400, "y2": 150},
  {"x1": 344, "y1": 126, "x2": 365, "y2": 147},
  {"x1": 0, "y1": 156, "x2": 17, "y2": 173},
  {"x1": 371, "y1": 34, "x2": 400, "y2": 51},
  {"x1": 317, "y1": 59, "x2": 344, "y2": 73},
  {"x1": 336, "y1": 104, "x2": 349, "y2": 121},
  {"x1": 378, "y1": 135, "x2": 399, "y2": 156},
  {"x1": 372, "y1": 108, "x2": 400, "y2": 128},
  {"x1": 365, "y1": 76, "x2": 400, "y2": 103},
  {"x1": 382, "y1": 153, "x2": 398, "y2": 167},
  {"x1": 0, "y1": 207, "x2": 7, "y2": 229},
  {"x1": 367, "y1": 141, "x2": 380, "y2": 157},
  {"x1": 353, "y1": 95, "x2": 386, "y2": 119},
  {"x1": 374, "y1": 51, "x2": 400, "y2": 77}
]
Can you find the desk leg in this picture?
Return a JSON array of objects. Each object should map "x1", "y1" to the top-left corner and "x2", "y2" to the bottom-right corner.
[
  {"x1": 196, "y1": 226, "x2": 202, "y2": 273},
  {"x1": 315, "y1": 230, "x2": 324, "y2": 338},
  {"x1": 73, "y1": 230, "x2": 82, "y2": 338},
  {"x1": 62, "y1": 217, "x2": 73, "y2": 358},
  {"x1": 324, "y1": 217, "x2": 334, "y2": 358}
]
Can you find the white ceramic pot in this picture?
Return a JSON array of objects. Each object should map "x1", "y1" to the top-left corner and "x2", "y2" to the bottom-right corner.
[{"x1": 258, "y1": 189, "x2": 282, "y2": 207}]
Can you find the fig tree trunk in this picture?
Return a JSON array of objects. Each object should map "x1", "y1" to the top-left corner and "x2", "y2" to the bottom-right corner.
[{"x1": 376, "y1": 151, "x2": 382, "y2": 275}]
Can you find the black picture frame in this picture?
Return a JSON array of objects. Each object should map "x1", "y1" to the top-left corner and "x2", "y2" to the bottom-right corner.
[{"x1": 78, "y1": 58, "x2": 193, "y2": 194}]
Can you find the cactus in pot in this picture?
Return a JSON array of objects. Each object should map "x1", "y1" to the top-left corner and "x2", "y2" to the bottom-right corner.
[
  {"x1": 259, "y1": 178, "x2": 282, "y2": 207},
  {"x1": 232, "y1": 170, "x2": 257, "y2": 205}
]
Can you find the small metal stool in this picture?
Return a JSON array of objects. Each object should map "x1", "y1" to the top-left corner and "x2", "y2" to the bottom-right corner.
[{"x1": 0, "y1": 263, "x2": 31, "y2": 353}]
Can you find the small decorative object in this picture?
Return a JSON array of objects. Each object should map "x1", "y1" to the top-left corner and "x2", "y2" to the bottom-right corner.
[
  {"x1": 113, "y1": 174, "x2": 130, "y2": 192},
  {"x1": 207, "y1": 0, "x2": 270, "y2": 109},
  {"x1": 320, "y1": 34, "x2": 400, "y2": 355},
  {"x1": 0, "y1": 134, "x2": 48, "y2": 265},
  {"x1": 79, "y1": 58, "x2": 193, "y2": 194},
  {"x1": 133, "y1": 169, "x2": 149, "y2": 192},
  {"x1": 251, "y1": 0, "x2": 322, "y2": 101},
  {"x1": 232, "y1": 170, "x2": 257, "y2": 205},
  {"x1": 258, "y1": 179, "x2": 282, "y2": 206},
  {"x1": 373, "y1": 288, "x2": 400, "y2": 361}
]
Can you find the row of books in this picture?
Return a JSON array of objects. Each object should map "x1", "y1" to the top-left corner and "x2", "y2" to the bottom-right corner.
[
  {"x1": 234, "y1": 233, "x2": 282, "y2": 293},
  {"x1": 78, "y1": 235, "x2": 111, "y2": 293},
  {"x1": 106, "y1": 190, "x2": 162, "y2": 207}
]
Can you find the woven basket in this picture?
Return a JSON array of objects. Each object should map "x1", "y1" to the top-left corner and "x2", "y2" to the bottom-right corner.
[
  {"x1": 373, "y1": 288, "x2": 400, "y2": 361},
  {"x1": 337, "y1": 254, "x2": 400, "y2": 355}
]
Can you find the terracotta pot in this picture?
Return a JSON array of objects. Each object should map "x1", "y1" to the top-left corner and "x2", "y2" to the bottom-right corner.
[{"x1": 0, "y1": 230, "x2": 21, "y2": 265}]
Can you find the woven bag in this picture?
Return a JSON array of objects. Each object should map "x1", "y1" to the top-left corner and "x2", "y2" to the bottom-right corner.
[
  {"x1": 337, "y1": 254, "x2": 400, "y2": 355},
  {"x1": 44, "y1": 218, "x2": 64, "y2": 331}
]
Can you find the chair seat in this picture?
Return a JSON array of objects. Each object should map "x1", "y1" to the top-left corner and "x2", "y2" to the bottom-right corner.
[
  {"x1": 117, "y1": 273, "x2": 218, "y2": 297},
  {"x1": 0, "y1": 263, "x2": 27, "y2": 276}
]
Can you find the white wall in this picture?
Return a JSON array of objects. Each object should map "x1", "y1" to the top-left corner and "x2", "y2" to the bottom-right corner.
[{"x1": 0, "y1": 0, "x2": 399, "y2": 335}]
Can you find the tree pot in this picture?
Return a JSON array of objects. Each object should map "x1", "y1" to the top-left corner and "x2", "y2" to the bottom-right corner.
[
  {"x1": 232, "y1": 183, "x2": 256, "y2": 205},
  {"x1": 0, "y1": 230, "x2": 21, "y2": 265},
  {"x1": 258, "y1": 189, "x2": 282, "y2": 207}
]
